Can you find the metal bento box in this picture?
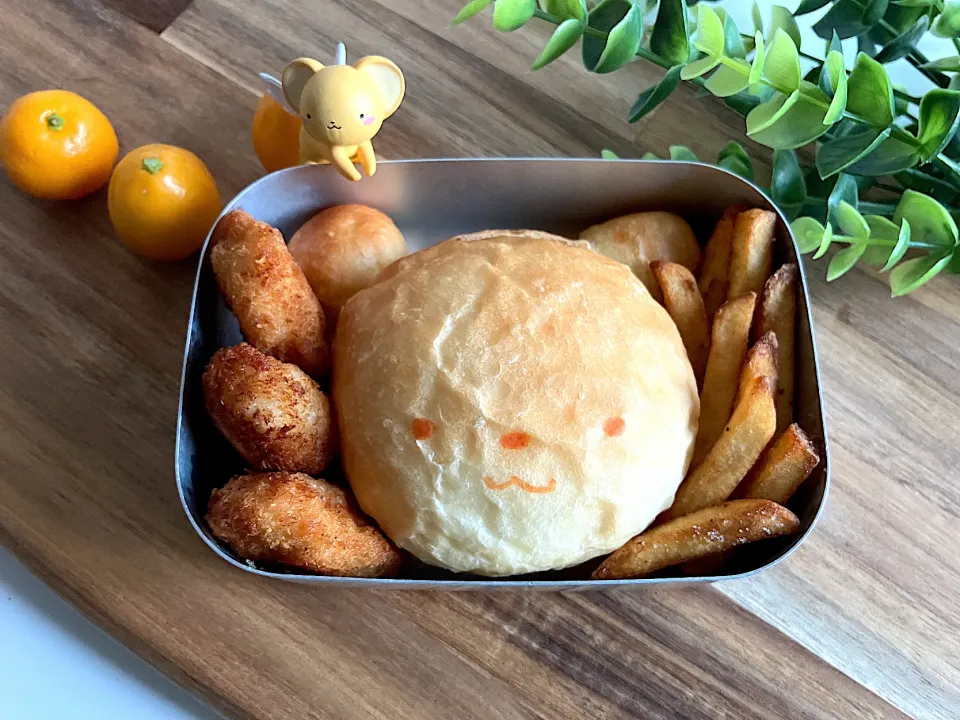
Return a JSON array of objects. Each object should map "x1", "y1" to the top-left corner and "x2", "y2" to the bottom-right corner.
[{"x1": 176, "y1": 158, "x2": 829, "y2": 589}]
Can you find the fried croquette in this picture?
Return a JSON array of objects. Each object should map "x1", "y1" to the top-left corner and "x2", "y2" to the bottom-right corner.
[
  {"x1": 203, "y1": 343, "x2": 335, "y2": 474},
  {"x1": 211, "y1": 209, "x2": 328, "y2": 376},
  {"x1": 206, "y1": 472, "x2": 404, "y2": 577}
]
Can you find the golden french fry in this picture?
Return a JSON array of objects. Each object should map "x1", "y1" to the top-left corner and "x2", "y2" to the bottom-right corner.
[
  {"x1": 592, "y1": 499, "x2": 800, "y2": 579},
  {"x1": 667, "y1": 376, "x2": 777, "y2": 520},
  {"x1": 699, "y1": 205, "x2": 744, "y2": 320},
  {"x1": 735, "y1": 331, "x2": 778, "y2": 408},
  {"x1": 727, "y1": 209, "x2": 777, "y2": 301},
  {"x1": 757, "y1": 264, "x2": 798, "y2": 433},
  {"x1": 692, "y1": 292, "x2": 756, "y2": 465},
  {"x1": 652, "y1": 261, "x2": 710, "y2": 388},
  {"x1": 735, "y1": 423, "x2": 820, "y2": 504}
]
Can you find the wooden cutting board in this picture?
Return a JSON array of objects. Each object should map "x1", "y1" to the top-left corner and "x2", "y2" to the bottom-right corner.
[{"x1": 1, "y1": 1, "x2": 958, "y2": 717}]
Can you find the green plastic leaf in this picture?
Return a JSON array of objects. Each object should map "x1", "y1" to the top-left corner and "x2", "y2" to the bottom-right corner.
[
  {"x1": 651, "y1": 0, "x2": 691, "y2": 66},
  {"x1": 601, "y1": 149, "x2": 620, "y2": 159},
  {"x1": 874, "y1": 15, "x2": 929, "y2": 63},
  {"x1": 865, "y1": 215, "x2": 900, "y2": 242},
  {"x1": 805, "y1": 164, "x2": 837, "y2": 199},
  {"x1": 792, "y1": 216, "x2": 826, "y2": 252},
  {"x1": 771, "y1": 149, "x2": 807, "y2": 219},
  {"x1": 920, "y1": 56, "x2": 960, "y2": 72},
  {"x1": 583, "y1": 0, "x2": 631, "y2": 70},
  {"x1": 933, "y1": 2, "x2": 960, "y2": 37},
  {"x1": 828, "y1": 30, "x2": 843, "y2": 56},
  {"x1": 827, "y1": 173, "x2": 860, "y2": 227},
  {"x1": 813, "y1": 0, "x2": 876, "y2": 39},
  {"x1": 722, "y1": 91, "x2": 763, "y2": 115},
  {"x1": 861, "y1": 215, "x2": 901, "y2": 265},
  {"x1": 704, "y1": 60, "x2": 751, "y2": 97},
  {"x1": 452, "y1": 0, "x2": 493, "y2": 24},
  {"x1": 717, "y1": 141, "x2": 754, "y2": 180},
  {"x1": 749, "y1": 32, "x2": 765, "y2": 85},
  {"x1": 894, "y1": 189, "x2": 960, "y2": 246},
  {"x1": 769, "y1": 6, "x2": 802, "y2": 48},
  {"x1": 641, "y1": 151, "x2": 660, "y2": 159},
  {"x1": 816, "y1": 127, "x2": 891, "y2": 178},
  {"x1": 845, "y1": 135, "x2": 920, "y2": 175},
  {"x1": 747, "y1": 92, "x2": 797, "y2": 134},
  {"x1": 892, "y1": 0, "x2": 939, "y2": 6},
  {"x1": 827, "y1": 242, "x2": 867, "y2": 280},
  {"x1": 821, "y1": 52, "x2": 848, "y2": 124},
  {"x1": 531, "y1": 19, "x2": 584, "y2": 69},
  {"x1": 670, "y1": 145, "x2": 699, "y2": 161},
  {"x1": 693, "y1": 3, "x2": 725, "y2": 57},
  {"x1": 895, "y1": 92, "x2": 909, "y2": 117},
  {"x1": 681, "y1": 54, "x2": 721, "y2": 79},
  {"x1": 540, "y1": 0, "x2": 587, "y2": 20},
  {"x1": 796, "y1": 0, "x2": 832, "y2": 15},
  {"x1": 722, "y1": 12, "x2": 746, "y2": 59},
  {"x1": 717, "y1": 155, "x2": 754, "y2": 179},
  {"x1": 846, "y1": 52, "x2": 895, "y2": 129},
  {"x1": 836, "y1": 199, "x2": 870, "y2": 238},
  {"x1": 819, "y1": 51, "x2": 843, "y2": 96},
  {"x1": 747, "y1": 87, "x2": 831, "y2": 149},
  {"x1": 594, "y1": 2, "x2": 642, "y2": 72},
  {"x1": 884, "y1": 218, "x2": 912, "y2": 271},
  {"x1": 493, "y1": 0, "x2": 536, "y2": 31},
  {"x1": 917, "y1": 89, "x2": 960, "y2": 160},
  {"x1": 813, "y1": 221, "x2": 834, "y2": 259},
  {"x1": 763, "y1": 29, "x2": 802, "y2": 93},
  {"x1": 950, "y1": 249, "x2": 960, "y2": 273},
  {"x1": 629, "y1": 65, "x2": 683, "y2": 122},
  {"x1": 890, "y1": 253, "x2": 952, "y2": 296},
  {"x1": 862, "y1": 0, "x2": 891, "y2": 28},
  {"x1": 894, "y1": 169, "x2": 960, "y2": 202},
  {"x1": 752, "y1": 1, "x2": 764, "y2": 34}
]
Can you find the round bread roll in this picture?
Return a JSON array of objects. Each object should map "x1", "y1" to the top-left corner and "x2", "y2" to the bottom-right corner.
[
  {"x1": 579, "y1": 212, "x2": 700, "y2": 302},
  {"x1": 288, "y1": 204, "x2": 408, "y2": 319},
  {"x1": 376, "y1": 228, "x2": 589, "y2": 285},
  {"x1": 334, "y1": 235, "x2": 699, "y2": 576}
]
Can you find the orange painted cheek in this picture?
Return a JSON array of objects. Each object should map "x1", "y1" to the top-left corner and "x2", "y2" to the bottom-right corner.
[
  {"x1": 411, "y1": 418, "x2": 435, "y2": 440},
  {"x1": 500, "y1": 431, "x2": 531, "y2": 450},
  {"x1": 604, "y1": 416, "x2": 625, "y2": 437}
]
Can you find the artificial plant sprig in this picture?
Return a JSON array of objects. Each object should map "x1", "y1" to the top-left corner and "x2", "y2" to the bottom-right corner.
[{"x1": 453, "y1": 0, "x2": 960, "y2": 295}]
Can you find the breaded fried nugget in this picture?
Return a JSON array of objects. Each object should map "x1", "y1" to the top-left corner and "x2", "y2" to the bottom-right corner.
[
  {"x1": 206, "y1": 472, "x2": 403, "y2": 577},
  {"x1": 211, "y1": 210, "x2": 328, "y2": 376},
  {"x1": 203, "y1": 343, "x2": 335, "y2": 474}
]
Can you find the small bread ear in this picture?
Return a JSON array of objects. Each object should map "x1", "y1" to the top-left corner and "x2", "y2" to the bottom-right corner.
[
  {"x1": 354, "y1": 56, "x2": 405, "y2": 118},
  {"x1": 281, "y1": 58, "x2": 324, "y2": 113}
]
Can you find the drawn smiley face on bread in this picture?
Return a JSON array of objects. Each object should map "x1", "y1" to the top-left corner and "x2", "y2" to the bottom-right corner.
[
  {"x1": 408, "y1": 418, "x2": 627, "y2": 494},
  {"x1": 333, "y1": 233, "x2": 699, "y2": 576}
]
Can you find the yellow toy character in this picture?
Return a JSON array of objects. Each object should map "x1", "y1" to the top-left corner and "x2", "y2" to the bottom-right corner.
[{"x1": 281, "y1": 43, "x2": 405, "y2": 182}]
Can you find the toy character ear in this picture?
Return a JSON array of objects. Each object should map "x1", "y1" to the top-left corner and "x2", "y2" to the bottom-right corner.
[
  {"x1": 281, "y1": 58, "x2": 324, "y2": 113},
  {"x1": 354, "y1": 56, "x2": 405, "y2": 117}
]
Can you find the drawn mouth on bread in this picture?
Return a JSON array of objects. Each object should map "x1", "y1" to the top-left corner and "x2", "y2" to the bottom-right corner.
[{"x1": 482, "y1": 475, "x2": 557, "y2": 494}]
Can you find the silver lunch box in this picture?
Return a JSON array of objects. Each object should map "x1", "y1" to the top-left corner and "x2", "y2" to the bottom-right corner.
[{"x1": 175, "y1": 158, "x2": 829, "y2": 589}]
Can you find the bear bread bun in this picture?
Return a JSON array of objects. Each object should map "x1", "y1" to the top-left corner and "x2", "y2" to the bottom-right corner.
[{"x1": 333, "y1": 233, "x2": 699, "y2": 576}]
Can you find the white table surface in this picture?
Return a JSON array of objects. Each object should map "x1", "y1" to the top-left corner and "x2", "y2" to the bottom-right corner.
[
  {"x1": 0, "y1": 546, "x2": 220, "y2": 719},
  {"x1": 1, "y1": 3, "x2": 950, "y2": 718}
]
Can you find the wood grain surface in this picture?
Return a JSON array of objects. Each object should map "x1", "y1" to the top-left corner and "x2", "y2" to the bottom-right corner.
[{"x1": 1, "y1": 0, "x2": 958, "y2": 718}]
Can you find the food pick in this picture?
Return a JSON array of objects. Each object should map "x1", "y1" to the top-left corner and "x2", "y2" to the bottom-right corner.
[{"x1": 259, "y1": 42, "x2": 405, "y2": 182}]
